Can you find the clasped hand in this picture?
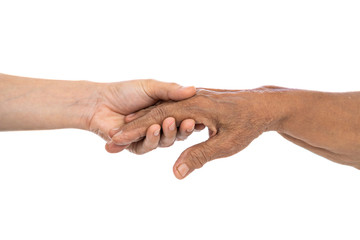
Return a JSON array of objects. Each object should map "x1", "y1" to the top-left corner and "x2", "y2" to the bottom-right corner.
[
  {"x1": 108, "y1": 87, "x2": 280, "y2": 179},
  {"x1": 2, "y1": 74, "x2": 359, "y2": 179}
]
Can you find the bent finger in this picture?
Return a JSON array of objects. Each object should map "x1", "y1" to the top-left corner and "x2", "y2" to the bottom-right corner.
[
  {"x1": 173, "y1": 132, "x2": 239, "y2": 179},
  {"x1": 105, "y1": 141, "x2": 130, "y2": 154},
  {"x1": 176, "y1": 119, "x2": 195, "y2": 141},
  {"x1": 159, "y1": 117, "x2": 177, "y2": 147},
  {"x1": 127, "y1": 124, "x2": 161, "y2": 154}
]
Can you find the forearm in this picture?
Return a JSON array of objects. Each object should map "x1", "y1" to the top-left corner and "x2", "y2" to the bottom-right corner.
[
  {"x1": 0, "y1": 74, "x2": 100, "y2": 131},
  {"x1": 267, "y1": 88, "x2": 360, "y2": 166}
]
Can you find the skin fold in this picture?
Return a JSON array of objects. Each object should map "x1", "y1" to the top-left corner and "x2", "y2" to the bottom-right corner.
[
  {"x1": 0, "y1": 73, "x2": 198, "y2": 154},
  {"x1": 111, "y1": 87, "x2": 360, "y2": 179}
]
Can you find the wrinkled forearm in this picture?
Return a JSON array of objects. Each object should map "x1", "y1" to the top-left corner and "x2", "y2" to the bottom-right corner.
[
  {"x1": 0, "y1": 74, "x2": 100, "y2": 131},
  {"x1": 265, "y1": 88, "x2": 360, "y2": 166}
]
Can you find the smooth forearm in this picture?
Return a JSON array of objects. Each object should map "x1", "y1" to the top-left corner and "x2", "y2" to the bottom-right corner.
[{"x1": 0, "y1": 74, "x2": 100, "y2": 131}]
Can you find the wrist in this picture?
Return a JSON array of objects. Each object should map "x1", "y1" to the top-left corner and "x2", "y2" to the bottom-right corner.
[
  {"x1": 31, "y1": 78, "x2": 105, "y2": 131},
  {"x1": 69, "y1": 80, "x2": 105, "y2": 130},
  {"x1": 250, "y1": 86, "x2": 298, "y2": 132}
]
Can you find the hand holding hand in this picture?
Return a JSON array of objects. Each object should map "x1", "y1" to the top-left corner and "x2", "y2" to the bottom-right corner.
[
  {"x1": 87, "y1": 79, "x2": 199, "y2": 154},
  {"x1": 110, "y1": 87, "x2": 283, "y2": 179}
]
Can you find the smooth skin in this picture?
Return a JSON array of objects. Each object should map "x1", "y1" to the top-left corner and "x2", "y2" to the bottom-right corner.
[
  {"x1": 111, "y1": 86, "x2": 360, "y2": 179},
  {"x1": 0, "y1": 73, "x2": 199, "y2": 154}
]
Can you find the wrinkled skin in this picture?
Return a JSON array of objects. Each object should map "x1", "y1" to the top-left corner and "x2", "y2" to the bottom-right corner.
[
  {"x1": 110, "y1": 87, "x2": 278, "y2": 179},
  {"x1": 111, "y1": 86, "x2": 360, "y2": 179}
]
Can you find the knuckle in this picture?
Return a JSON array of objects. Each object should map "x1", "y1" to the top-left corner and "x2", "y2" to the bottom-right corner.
[
  {"x1": 149, "y1": 142, "x2": 160, "y2": 150},
  {"x1": 186, "y1": 94, "x2": 213, "y2": 110},
  {"x1": 142, "y1": 147, "x2": 155, "y2": 154},
  {"x1": 144, "y1": 79, "x2": 157, "y2": 85},
  {"x1": 136, "y1": 108, "x2": 150, "y2": 116},
  {"x1": 130, "y1": 147, "x2": 147, "y2": 155},
  {"x1": 159, "y1": 139, "x2": 175, "y2": 148},
  {"x1": 176, "y1": 136, "x2": 187, "y2": 141},
  {"x1": 127, "y1": 146, "x2": 137, "y2": 154},
  {"x1": 150, "y1": 105, "x2": 167, "y2": 119},
  {"x1": 177, "y1": 131, "x2": 191, "y2": 140},
  {"x1": 141, "y1": 79, "x2": 157, "y2": 95},
  {"x1": 169, "y1": 82, "x2": 179, "y2": 88},
  {"x1": 143, "y1": 141, "x2": 158, "y2": 153},
  {"x1": 128, "y1": 142, "x2": 149, "y2": 155},
  {"x1": 136, "y1": 151, "x2": 146, "y2": 155},
  {"x1": 188, "y1": 148, "x2": 209, "y2": 169}
]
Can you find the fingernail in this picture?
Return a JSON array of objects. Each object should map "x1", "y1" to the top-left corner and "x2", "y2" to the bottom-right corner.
[
  {"x1": 177, "y1": 163, "x2": 190, "y2": 177},
  {"x1": 186, "y1": 126, "x2": 194, "y2": 133},
  {"x1": 107, "y1": 140, "x2": 113, "y2": 145},
  {"x1": 114, "y1": 142, "x2": 130, "y2": 146},
  {"x1": 154, "y1": 129, "x2": 160, "y2": 136},
  {"x1": 169, "y1": 122, "x2": 176, "y2": 131},
  {"x1": 111, "y1": 128, "x2": 122, "y2": 134},
  {"x1": 181, "y1": 86, "x2": 195, "y2": 90}
]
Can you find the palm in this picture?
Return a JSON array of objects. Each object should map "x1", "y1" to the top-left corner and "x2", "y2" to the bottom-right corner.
[
  {"x1": 89, "y1": 81, "x2": 157, "y2": 141},
  {"x1": 88, "y1": 79, "x2": 197, "y2": 155}
]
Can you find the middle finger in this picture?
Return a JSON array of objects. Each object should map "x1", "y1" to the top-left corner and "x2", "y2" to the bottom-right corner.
[{"x1": 159, "y1": 117, "x2": 177, "y2": 147}]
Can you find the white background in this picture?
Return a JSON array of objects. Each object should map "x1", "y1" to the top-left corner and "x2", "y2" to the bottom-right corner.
[{"x1": 0, "y1": 0, "x2": 360, "y2": 239}]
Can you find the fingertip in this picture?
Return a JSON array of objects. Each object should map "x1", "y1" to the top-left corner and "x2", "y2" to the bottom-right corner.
[
  {"x1": 181, "y1": 86, "x2": 196, "y2": 97},
  {"x1": 183, "y1": 119, "x2": 195, "y2": 132},
  {"x1": 173, "y1": 162, "x2": 193, "y2": 179},
  {"x1": 170, "y1": 86, "x2": 196, "y2": 100},
  {"x1": 105, "y1": 142, "x2": 129, "y2": 153},
  {"x1": 112, "y1": 126, "x2": 147, "y2": 145},
  {"x1": 173, "y1": 152, "x2": 194, "y2": 179},
  {"x1": 124, "y1": 113, "x2": 136, "y2": 123},
  {"x1": 173, "y1": 163, "x2": 184, "y2": 179},
  {"x1": 109, "y1": 128, "x2": 121, "y2": 138},
  {"x1": 149, "y1": 124, "x2": 161, "y2": 137},
  {"x1": 105, "y1": 143, "x2": 111, "y2": 153},
  {"x1": 163, "y1": 117, "x2": 176, "y2": 130},
  {"x1": 111, "y1": 132, "x2": 127, "y2": 145},
  {"x1": 177, "y1": 119, "x2": 195, "y2": 141}
]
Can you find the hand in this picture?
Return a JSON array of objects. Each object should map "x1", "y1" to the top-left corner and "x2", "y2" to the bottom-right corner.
[
  {"x1": 110, "y1": 87, "x2": 282, "y2": 179},
  {"x1": 87, "y1": 79, "x2": 199, "y2": 154}
]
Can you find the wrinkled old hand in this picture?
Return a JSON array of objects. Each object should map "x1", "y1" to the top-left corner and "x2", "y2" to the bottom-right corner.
[{"x1": 110, "y1": 87, "x2": 283, "y2": 179}]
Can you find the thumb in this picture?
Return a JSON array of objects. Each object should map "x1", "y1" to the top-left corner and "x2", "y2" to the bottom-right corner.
[
  {"x1": 143, "y1": 80, "x2": 196, "y2": 101},
  {"x1": 173, "y1": 132, "x2": 235, "y2": 179}
]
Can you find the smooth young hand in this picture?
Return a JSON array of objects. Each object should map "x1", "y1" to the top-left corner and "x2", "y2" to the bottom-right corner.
[{"x1": 0, "y1": 74, "x2": 199, "y2": 154}]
